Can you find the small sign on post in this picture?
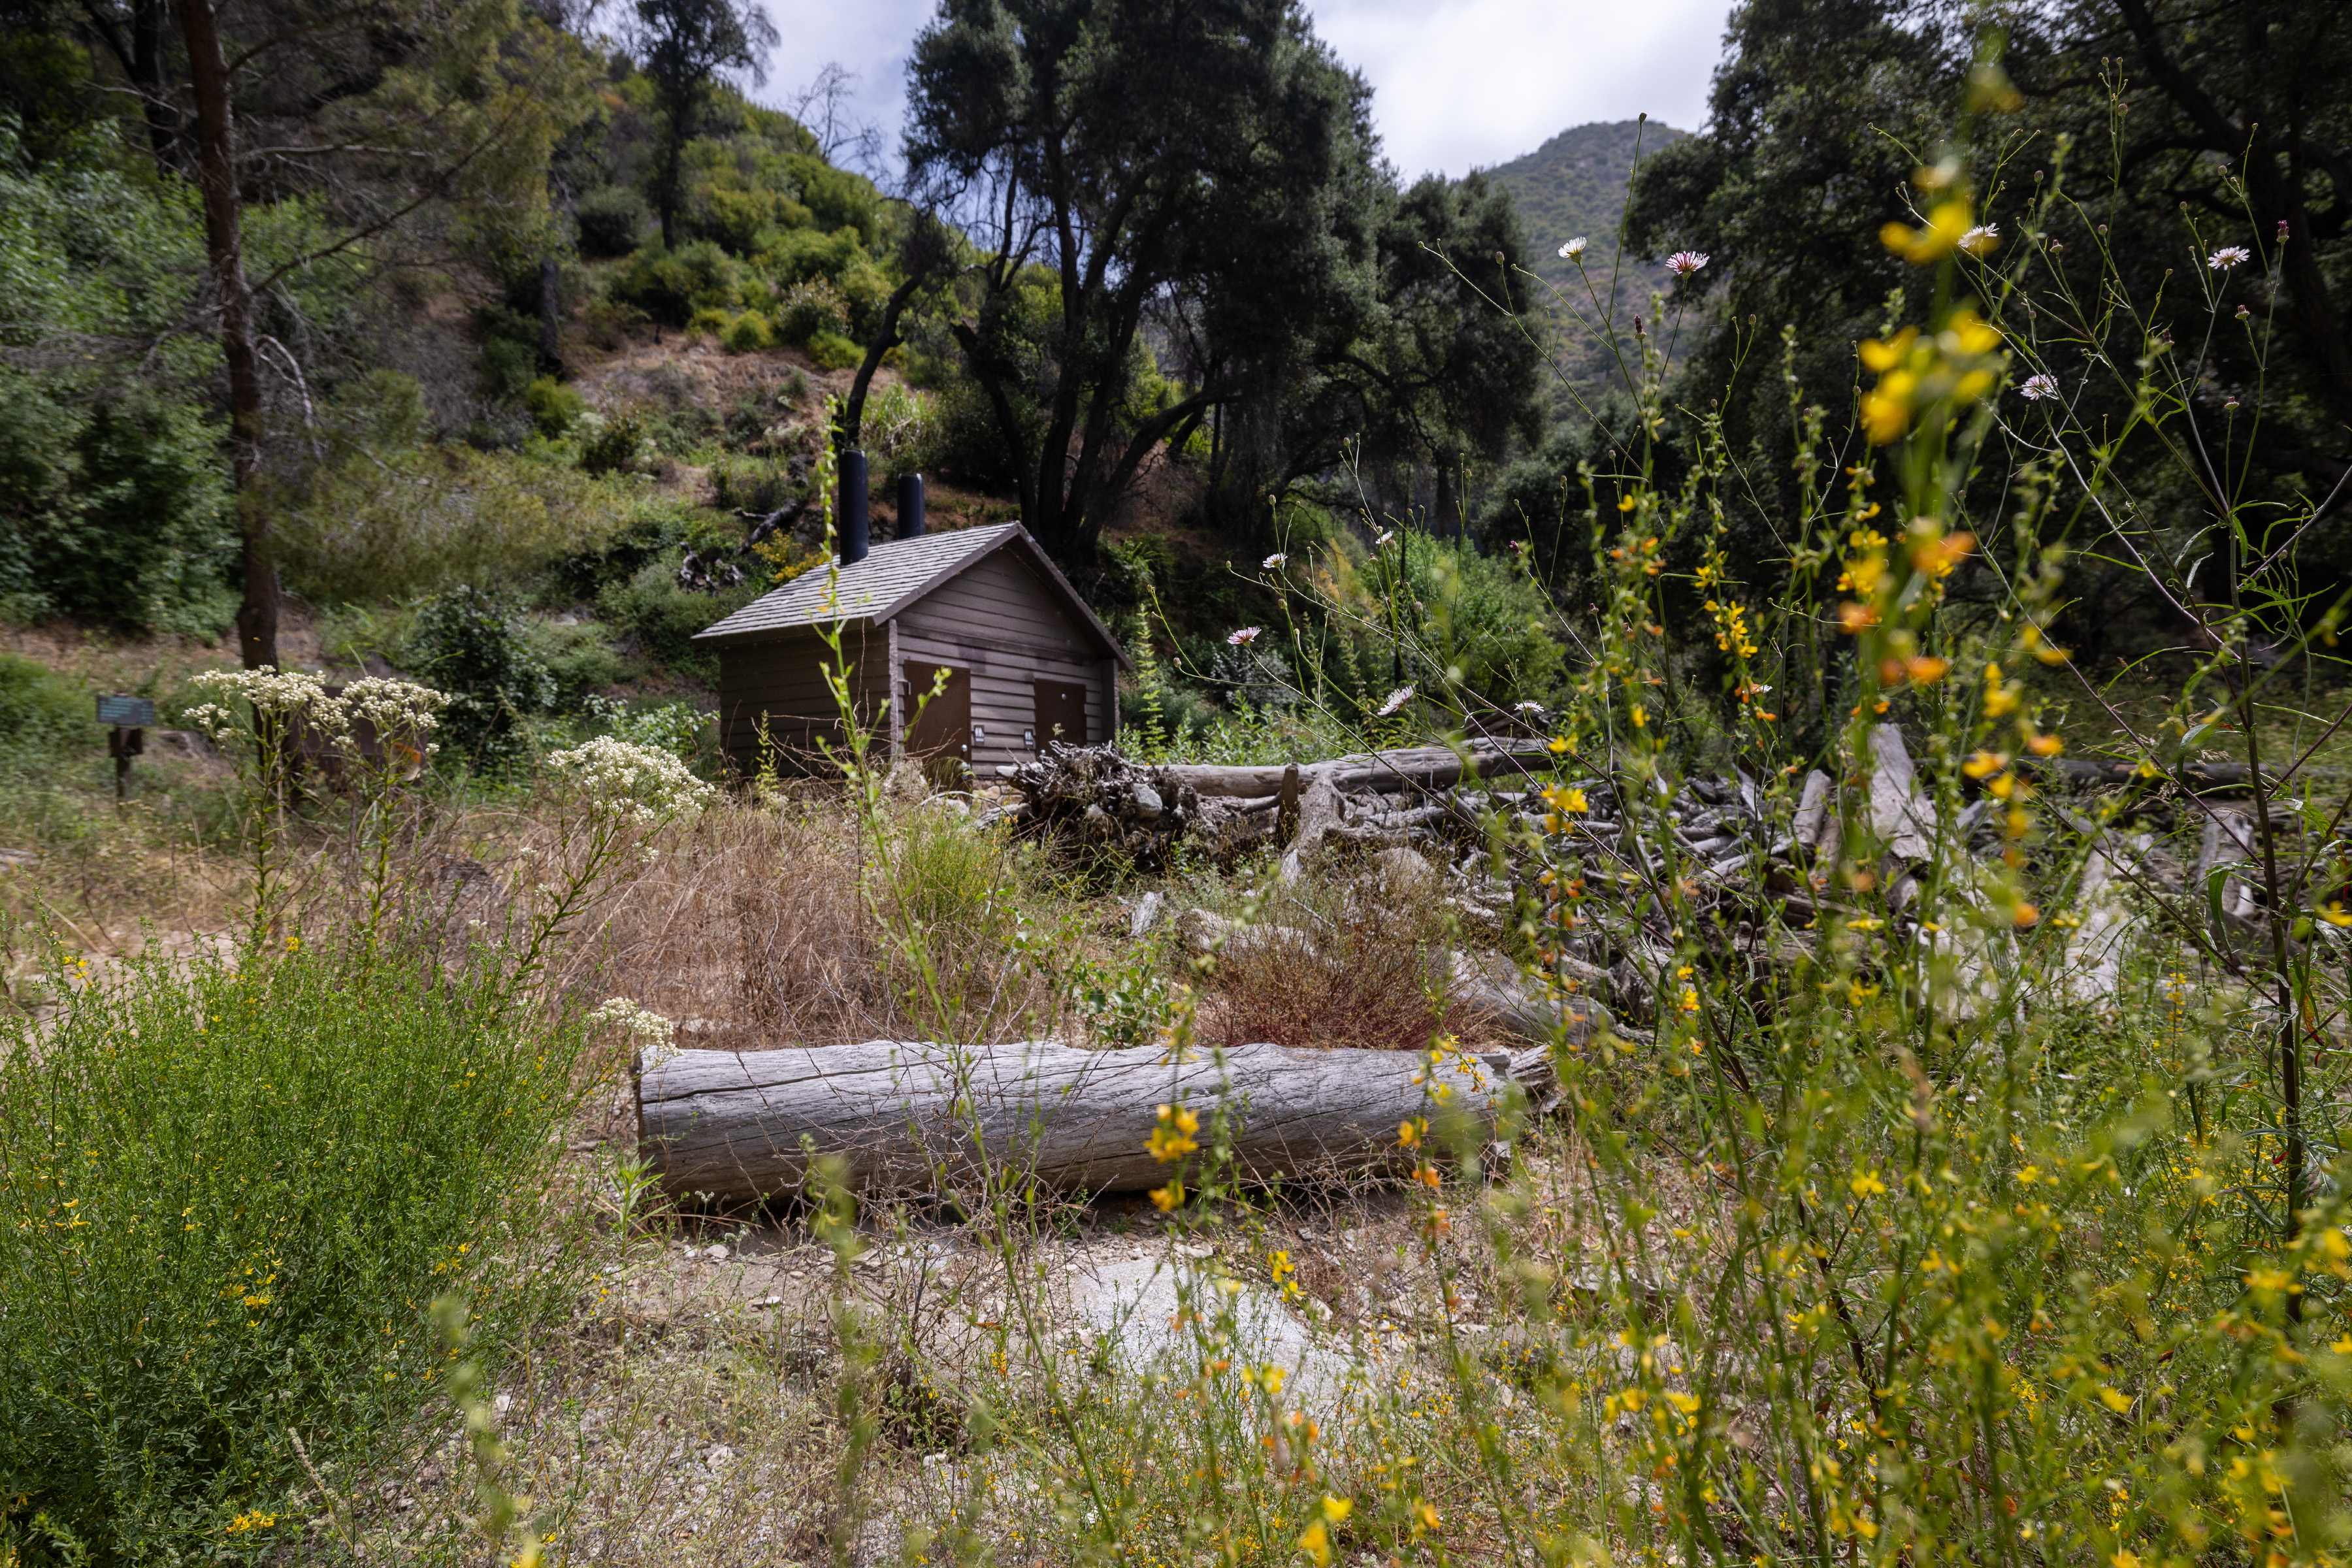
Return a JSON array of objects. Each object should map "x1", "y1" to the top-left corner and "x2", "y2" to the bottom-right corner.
[{"x1": 98, "y1": 695, "x2": 155, "y2": 801}]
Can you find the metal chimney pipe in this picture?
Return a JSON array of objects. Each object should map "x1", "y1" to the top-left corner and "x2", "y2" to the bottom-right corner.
[
  {"x1": 897, "y1": 472, "x2": 924, "y2": 538},
  {"x1": 839, "y1": 449, "x2": 869, "y2": 564}
]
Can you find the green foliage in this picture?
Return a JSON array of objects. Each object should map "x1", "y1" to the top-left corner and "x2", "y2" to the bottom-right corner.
[
  {"x1": 719, "y1": 309, "x2": 774, "y2": 353},
  {"x1": 608, "y1": 238, "x2": 743, "y2": 325},
  {"x1": 806, "y1": 330, "x2": 862, "y2": 371},
  {"x1": 549, "y1": 505, "x2": 683, "y2": 600},
  {"x1": 575, "y1": 184, "x2": 649, "y2": 257},
  {"x1": 1488, "y1": 118, "x2": 1688, "y2": 280},
  {"x1": 280, "y1": 428, "x2": 638, "y2": 605},
  {"x1": 0, "y1": 380, "x2": 236, "y2": 631},
  {"x1": 401, "y1": 587, "x2": 557, "y2": 762},
  {"x1": 0, "y1": 653, "x2": 82, "y2": 757},
  {"x1": 476, "y1": 303, "x2": 543, "y2": 400},
  {"x1": 906, "y1": 0, "x2": 1544, "y2": 557},
  {"x1": 593, "y1": 563, "x2": 758, "y2": 676},
  {"x1": 0, "y1": 941, "x2": 589, "y2": 1564},
  {"x1": 531, "y1": 620, "x2": 630, "y2": 710},
  {"x1": 525, "y1": 376, "x2": 586, "y2": 438},
  {"x1": 0, "y1": 135, "x2": 237, "y2": 632},
  {"x1": 577, "y1": 410, "x2": 649, "y2": 478},
  {"x1": 594, "y1": 695, "x2": 710, "y2": 757},
  {"x1": 861, "y1": 383, "x2": 936, "y2": 474},
  {"x1": 774, "y1": 276, "x2": 850, "y2": 343}
]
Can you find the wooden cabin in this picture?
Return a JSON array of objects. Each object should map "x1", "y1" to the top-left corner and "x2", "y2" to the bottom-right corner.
[{"x1": 694, "y1": 521, "x2": 1129, "y2": 779}]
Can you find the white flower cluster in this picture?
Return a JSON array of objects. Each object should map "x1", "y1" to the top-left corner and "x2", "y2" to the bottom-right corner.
[
  {"x1": 590, "y1": 996, "x2": 679, "y2": 1067},
  {"x1": 340, "y1": 676, "x2": 448, "y2": 745},
  {"x1": 185, "y1": 665, "x2": 343, "y2": 742},
  {"x1": 1377, "y1": 685, "x2": 1416, "y2": 717},
  {"x1": 184, "y1": 666, "x2": 448, "y2": 759},
  {"x1": 546, "y1": 735, "x2": 715, "y2": 825}
]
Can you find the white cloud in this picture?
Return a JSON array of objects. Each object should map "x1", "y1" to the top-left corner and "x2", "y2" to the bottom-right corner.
[
  {"x1": 754, "y1": 0, "x2": 1727, "y2": 184},
  {"x1": 1304, "y1": 0, "x2": 1726, "y2": 176}
]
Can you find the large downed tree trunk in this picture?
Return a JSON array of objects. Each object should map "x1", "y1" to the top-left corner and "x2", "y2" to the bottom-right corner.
[
  {"x1": 1164, "y1": 738, "x2": 1556, "y2": 799},
  {"x1": 638, "y1": 1039, "x2": 1510, "y2": 1202}
]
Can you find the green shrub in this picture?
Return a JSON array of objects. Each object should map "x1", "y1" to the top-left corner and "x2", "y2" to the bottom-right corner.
[
  {"x1": 0, "y1": 375, "x2": 236, "y2": 633},
  {"x1": 400, "y1": 585, "x2": 556, "y2": 763},
  {"x1": 0, "y1": 653, "x2": 82, "y2": 755},
  {"x1": 862, "y1": 382, "x2": 936, "y2": 474},
  {"x1": 595, "y1": 564, "x2": 758, "y2": 677},
  {"x1": 774, "y1": 277, "x2": 849, "y2": 344},
  {"x1": 0, "y1": 941, "x2": 591, "y2": 1563},
  {"x1": 532, "y1": 619, "x2": 629, "y2": 710},
  {"x1": 278, "y1": 446, "x2": 634, "y2": 604},
  {"x1": 608, "y1": 240, "x2": 742, "y2": 327},
  {"x1": 574, "y1": 184, "x2": 647, "y2": 259},
  {"x1": 720, "y1": 310, "x2": 774, "y2": 353},
  {"x1": 576, "y1": 411, "x2": 646, "y2": 478},
  {"x1": 806, "y1": 330, "x2": 862, "y2": 372},
  {"x1": 706, "y1": 453, "x2": 797, "y2": 514},
  {"x1": 524, "y1": 376, "x2": 585, "y2": 438},
  {"x1": 549, "y1": 506, "x2": 683, "y2": 601}
]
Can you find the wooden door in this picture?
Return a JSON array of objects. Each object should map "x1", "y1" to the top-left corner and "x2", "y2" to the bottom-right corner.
[
  {"x1": 1033, "y1": 677, "x2": 1087, "y2": 751},
  {"x1": 903, "y1": 662, "x2": 972, "y2": 781}
]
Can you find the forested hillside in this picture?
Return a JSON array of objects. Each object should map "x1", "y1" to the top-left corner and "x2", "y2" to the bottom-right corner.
[{"x1": 1485, "y1": 118, "x2": 1686, "y2": 284}]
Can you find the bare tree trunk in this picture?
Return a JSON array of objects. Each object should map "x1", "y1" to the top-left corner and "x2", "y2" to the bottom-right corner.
[{"x1": 177, "y1": 0, "x2": 277, "y2": 670}]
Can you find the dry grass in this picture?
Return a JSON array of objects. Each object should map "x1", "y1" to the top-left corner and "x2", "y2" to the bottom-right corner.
[
  {"x1": 555, "y1": 789, "x2": 1065, "y2": 1049},
  {"x1": 1196, "y1": 872, "x2": 1501, "y2": 1055}
]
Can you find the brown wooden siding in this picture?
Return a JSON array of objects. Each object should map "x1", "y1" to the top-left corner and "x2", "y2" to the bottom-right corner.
[
  {"x1": 719, "y1": 546, "x2": 1118, "y2": 780},
  {"x1": 716, "y1": 626, "x2": 889, "y2": 775}
]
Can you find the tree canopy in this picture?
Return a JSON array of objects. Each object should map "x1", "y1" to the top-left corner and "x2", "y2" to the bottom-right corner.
[{"x1": 904, "y1": 0, "x2": 1543, "y2": 560}]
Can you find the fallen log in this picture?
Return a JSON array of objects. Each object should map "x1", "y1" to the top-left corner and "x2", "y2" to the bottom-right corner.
[
  {"x1": 638, "y1": 1039, "x2": 1509, "y2": 1201},
  {"x1": 1162, "y1": 738, "x2": 1556, "y2": 800}
]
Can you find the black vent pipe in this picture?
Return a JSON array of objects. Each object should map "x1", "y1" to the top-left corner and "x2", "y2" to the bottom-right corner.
[
  {"x1": 839, "y1": 449, "x2": 869, "y2": 564},
  {"x1": 897, "y1": 472, "x2": 924, "y2": 538}
]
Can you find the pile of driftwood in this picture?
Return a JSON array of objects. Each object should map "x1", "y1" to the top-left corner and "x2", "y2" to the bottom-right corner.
[{"x1": 988, "y1": 738, "x2": 1556, "y2": 875}]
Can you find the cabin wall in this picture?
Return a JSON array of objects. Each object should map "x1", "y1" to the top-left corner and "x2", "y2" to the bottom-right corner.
[
  {"x1": 715, "y1": 625, "x2": 889, "y2": 776},
  {"x1": 894, "y1": 551, "x2": 1113, "y2": 776},
  {"x1": 714, "y1": 546, "x2": 1123, "y2": 783}
]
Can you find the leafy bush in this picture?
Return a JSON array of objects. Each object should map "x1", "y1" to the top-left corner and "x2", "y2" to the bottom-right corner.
[
  {"x1": 806, "y1": 330, "x2": 862, "y2": 372},
  {"x1": 595, "y1": 564, "x2": 758, "y2": 678},
  {"x1": 400, "y1": 586, "x2": 557, "y2": 762},
  {"x1": 475, "y1": 303, "x2": 542, "y2": 400},
  {"x1": 607, "y1": 240, "x2": 742, "y2": 327},
  {"x1": 576, "y1": 410, "x2": 647, "y2": 478},
  {"x1": 775, "y1": 277, "x2": 850, "y2": 344},
  {"x1": 0, "y1": 942, "x2": 590, "y2": 1563},
  {"x1": 0, "y1": 374, "x2": 237, "y2": 632},
  {"x1": 524, "y1": 376, "x2": 585, "y2": 438},
  {"x1": 862, "y1": 382, "x2": 936, "y2": 475},
  {"x1": 707, "y1": 453, "x2": 798, "y2": 514},
  {"x1": 574, "y1": 184, "x2": 648, "y2": 258},
  {"x1": 720, "y1": 310, "x2": 774, "y2": 353},
  {"x1": 531, "y1": 619, "x2": 629, "y2": 710},
  {"x1": 0, "y1": 653, "x2": 82, "y2": 756},
  {"x1": 548, "y1": 506, "x2": 683, "y2": 601},
  {"x1": 279, "y1": 444, "x2": 634, "y2": 604}
]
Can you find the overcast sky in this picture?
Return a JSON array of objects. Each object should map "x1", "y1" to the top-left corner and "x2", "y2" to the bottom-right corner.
[{"x1": 753, "y1": 0, "x2": 1730, "y2": 185}]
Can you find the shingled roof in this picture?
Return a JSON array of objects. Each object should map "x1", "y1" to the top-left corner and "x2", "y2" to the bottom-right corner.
[{"x1": 693, "y1": 521, "x2": 1129, "y2": 667}]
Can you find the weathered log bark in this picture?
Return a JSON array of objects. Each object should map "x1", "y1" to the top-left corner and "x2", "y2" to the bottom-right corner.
[
  {"x1": 638, "y1": 1039, "x2": 1508, "y2": 1202},
  {"x1": 1278, "y1": 770, "x2": 1346, "y2": 883},
  {"x1": 1164, "y1": 739, "x2": 1554, "y2": 800}
]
